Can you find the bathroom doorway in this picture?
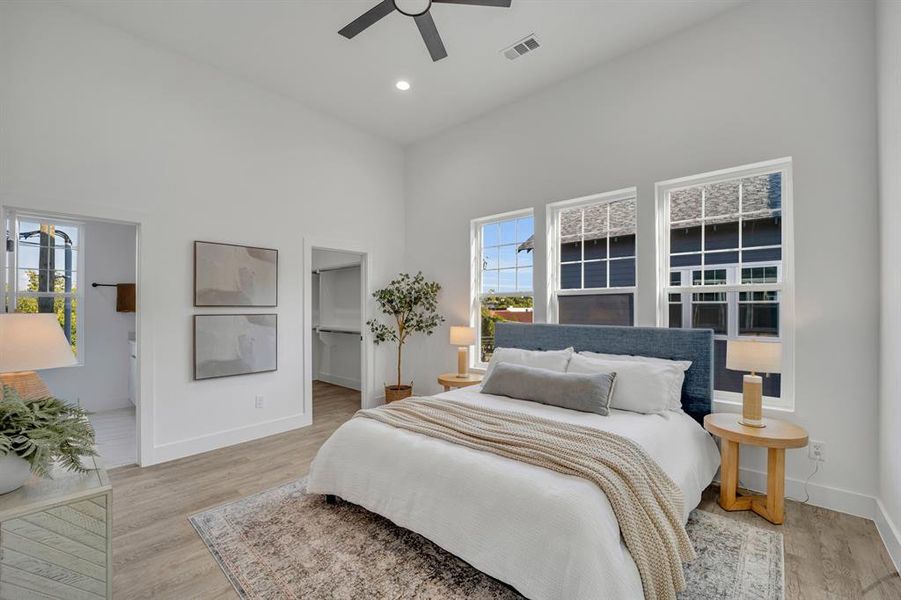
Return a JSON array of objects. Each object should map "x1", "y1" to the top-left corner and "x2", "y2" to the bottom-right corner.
[{"x1": 3, "y1": 209, "x2": 140, "y2": 468}]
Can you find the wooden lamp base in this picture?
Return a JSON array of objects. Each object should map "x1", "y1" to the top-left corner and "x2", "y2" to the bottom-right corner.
[
  {"x1": 739, "y1": 374, "x2": 766, "y2": 428},
  {"x1": 456, "y1": 347, "x2": 469, "y2": 378},
  {"x1": 0, "y1": 371, "x2": 51, "y2": 400}
]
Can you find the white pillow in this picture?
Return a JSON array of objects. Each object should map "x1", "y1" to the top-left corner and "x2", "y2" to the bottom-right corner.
[
  {"x1": 485, "y1": 347, "x2": 573, "y2": 378},
  {"x1": 579, "y1": 351, "x2": 691, "y2": 371},
  {"x1": 579, "y1": 351, "x2": 690, "y2": 410},
  {"x1": 566, "y1": 353, "x2": 684, "y2": 414}
]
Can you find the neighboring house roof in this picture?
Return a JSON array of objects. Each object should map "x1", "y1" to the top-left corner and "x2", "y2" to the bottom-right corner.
[{"x1": 517, "y1": 172, "x2": 781, "y2": 252}]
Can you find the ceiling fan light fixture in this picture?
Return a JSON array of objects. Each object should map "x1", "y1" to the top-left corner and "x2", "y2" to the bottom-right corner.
[
  {"x1": 339, "y1": 0, "x2": 512, "y2": 62},
  {"x1": 393, "y1": 0, "x2": 432, "y2": 18},
  {"x1": 395, "y1": 80, "x2": 411, "y2": 91}
]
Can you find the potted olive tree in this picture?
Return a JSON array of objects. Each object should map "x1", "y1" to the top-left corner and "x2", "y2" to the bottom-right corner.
[
  {"x1": 367, "y1": 272, "x2": 444, "y2": 402},
  {"x1": 0, "y1": 387, "x2": 96, "y2": 494}
]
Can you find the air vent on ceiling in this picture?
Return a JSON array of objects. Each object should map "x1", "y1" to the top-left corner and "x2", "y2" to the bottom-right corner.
[{"x1": 502, "y1": 34, "x2": 540, "y2": 61}]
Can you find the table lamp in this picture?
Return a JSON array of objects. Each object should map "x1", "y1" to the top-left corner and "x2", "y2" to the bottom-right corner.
[
  {"x1": 0, "y1": 313, "x2": 76, "y2": 399},
  {"x1": 449, "y1": 326, "x2": 476, "y2": 378},
  {"x1": 726, "y1": 340, "x2": 781, "y2": 428}
]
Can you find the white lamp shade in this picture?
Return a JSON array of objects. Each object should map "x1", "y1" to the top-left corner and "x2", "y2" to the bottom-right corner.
[
  {"x1": 0, "y1": 313, "x2": 76, "y2": 373},
  {"x1": 726, "y1": 340, "x2": 781, "y2": 374},
  {"x1": 449, "y1": 326, "x2": 476, "y2": 346}
]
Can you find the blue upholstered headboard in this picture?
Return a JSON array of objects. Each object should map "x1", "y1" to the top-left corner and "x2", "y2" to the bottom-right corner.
[{"x1": 493, "y1": 323, "x2": 714, "y2": 421}]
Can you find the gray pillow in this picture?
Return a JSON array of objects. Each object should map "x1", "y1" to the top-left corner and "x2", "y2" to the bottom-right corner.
[{"x1": 481, "y1": 362, "x2": 616, "y2": 416}]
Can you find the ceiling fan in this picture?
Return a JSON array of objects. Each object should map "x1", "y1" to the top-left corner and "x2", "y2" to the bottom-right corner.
[{"x1": 339, "y1": 0, "x2": 513, "y2": 62}]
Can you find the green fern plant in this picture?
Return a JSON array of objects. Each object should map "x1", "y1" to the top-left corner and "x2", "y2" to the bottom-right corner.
[{"x1": 0, "y1": 385, "x2": 97, "y2": 477}]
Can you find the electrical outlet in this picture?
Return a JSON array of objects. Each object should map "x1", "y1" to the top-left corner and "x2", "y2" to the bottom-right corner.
[
  {"x1": 809, "y1": 440, "x2": 826, "y2": 462},
  {"x1": 254, "y1": 395, "x2": 264, "y2": 409}
]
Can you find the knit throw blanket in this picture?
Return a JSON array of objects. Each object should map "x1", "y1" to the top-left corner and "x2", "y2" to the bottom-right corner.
[{"x1": 355, "y1": 397, "x2": 695, "y2": 600}]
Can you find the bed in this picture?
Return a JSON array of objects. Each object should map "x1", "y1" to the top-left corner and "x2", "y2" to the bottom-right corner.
[{"x1": 307, "y1": 323, "x2": 721, "y2": 600}]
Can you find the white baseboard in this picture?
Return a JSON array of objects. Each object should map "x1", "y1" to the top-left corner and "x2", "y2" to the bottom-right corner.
[
  {"x1": 150, "y1": 413, "x2": 311, "y2": 465},
  {"x1": 736, "y1": 466, "x2": 876, "y2": 519},
  {"x1": 875, "y1": 499, "x2": 901, "y2": 573},
  {"x1": 316, "y1": 373, "x2": 361, "y2": 391}
]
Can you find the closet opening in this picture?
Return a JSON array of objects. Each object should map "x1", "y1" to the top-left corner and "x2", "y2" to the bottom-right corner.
[{"x1": 307, "y1": 247, "x2": 367, "y2": 419}]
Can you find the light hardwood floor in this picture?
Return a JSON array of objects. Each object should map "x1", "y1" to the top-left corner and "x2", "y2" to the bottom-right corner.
[{"x1": 109, "y1": 382, "x2": 900, "y2": 599}]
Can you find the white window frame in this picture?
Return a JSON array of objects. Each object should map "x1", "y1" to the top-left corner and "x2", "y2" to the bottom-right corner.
[
  {"x1": 546, "y1": 188, "x2": 638, "y2": 324},
  {"x1": 655, "y1": 158, "x2": 795, "y2": 411},
  {"x1": 5, "y1": 210, "x2": 85, "y2": 365},
  {"x1": 470, "y1": 208, "x2": 535, "y2": 370},
  {"x1": 669, "y1": 262, "x2": 782, "y2": 332}
]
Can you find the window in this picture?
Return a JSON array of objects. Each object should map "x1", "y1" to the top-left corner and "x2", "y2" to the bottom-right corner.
[
  {"x1": 4, "y1": 213, "x2": 83, "y2": 361},
  {"x1": 547, "y1": 189, "x2": 636, "y2": 326},
  {"x1": 471, "y1": 210, "x2": 534, "y2": 364},
  {"x1": 657, "y1": 159, "x2": 793, "y2": 408}
]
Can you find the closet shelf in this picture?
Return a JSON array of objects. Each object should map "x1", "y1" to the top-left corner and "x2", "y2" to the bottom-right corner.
[
  {"x1": 314, "y1": 326, "x2": 361, "y2": 335},
  {"x1": 312, "y1": 264, "x2": 360, "y2": 275}
]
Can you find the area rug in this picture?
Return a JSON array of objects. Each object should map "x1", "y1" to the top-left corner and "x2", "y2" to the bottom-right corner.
[{"x1": 190, "y1": 478, "x2": 783, "y2": 600}]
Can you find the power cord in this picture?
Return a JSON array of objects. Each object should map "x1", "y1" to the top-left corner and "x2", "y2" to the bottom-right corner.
[{"x1": 786, "y1": 460, "x2": 819, "y2": 504}]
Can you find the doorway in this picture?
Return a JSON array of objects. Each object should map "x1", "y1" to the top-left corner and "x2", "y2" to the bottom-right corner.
[
  {"x1": 2, "y1": 209, "x2": 140, "y2": 468},
  {"x1": 305, "y1": 243, "x2": 370, "y2": 420}
]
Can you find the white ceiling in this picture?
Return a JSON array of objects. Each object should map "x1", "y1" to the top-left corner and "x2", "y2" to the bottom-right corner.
[{"x1": 66, "y1": 0, "x2": 744, "y2": 145}]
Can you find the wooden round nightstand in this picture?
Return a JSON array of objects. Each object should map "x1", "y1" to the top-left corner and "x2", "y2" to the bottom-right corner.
[
  {"x1": 704, "y1": 413, "x2": 808, "y2": 525},
  {"x1": 437, "y1": 372, "x2": 483, "y2": 392}
]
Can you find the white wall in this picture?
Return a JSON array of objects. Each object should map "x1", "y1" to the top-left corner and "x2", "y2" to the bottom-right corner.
[
  {"x1": 877, "y1": 0, "x2": 901, "y2": 567},
  {"x1": 41, "y1": 219, "x2": 137, "y2": 413},
  {"x1": 0, "y1": 1, "x2": 405, "y2": 465},
  {"x1": 404, "y1": 0, "x2": 880, "y2": 514}
]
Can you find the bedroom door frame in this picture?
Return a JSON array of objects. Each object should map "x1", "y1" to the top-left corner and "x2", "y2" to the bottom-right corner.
[{"x1": 302, "y1": 237, "x2": 372, "y2": 418}]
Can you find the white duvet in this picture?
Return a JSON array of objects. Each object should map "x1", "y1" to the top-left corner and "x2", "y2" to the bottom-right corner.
[{"x1": 307, "y1": 388, "x2": 720, "y2": 600}]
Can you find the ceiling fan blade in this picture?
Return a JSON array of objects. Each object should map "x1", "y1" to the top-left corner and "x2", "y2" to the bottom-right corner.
[
  {"x1": 338, "y1": 0, "x2": 395, "y2": 39},
  {"x1": 414, "y1": 12, "x2": 448, "y2": 62},
  {"x1": 432, "y1": 0, "x2": 512, "y2": 6}
]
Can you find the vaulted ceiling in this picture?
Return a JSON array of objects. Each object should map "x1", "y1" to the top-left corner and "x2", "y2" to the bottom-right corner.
[{"x1": 67, "y1": 0, "x2": 744, "y2": 144}]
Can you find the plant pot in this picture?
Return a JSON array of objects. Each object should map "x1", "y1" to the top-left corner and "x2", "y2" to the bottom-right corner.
[
  {"x1": 0, "y1": 455, "x2": 32, "y2": 495},
  {"x1": 385, "y1": 385, "x2": 413, "y2": 403}
]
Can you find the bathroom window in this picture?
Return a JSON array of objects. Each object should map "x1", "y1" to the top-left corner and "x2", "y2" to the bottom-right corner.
[{"x1": 5, "y1": 212, "x2": 84, "y2": 361}]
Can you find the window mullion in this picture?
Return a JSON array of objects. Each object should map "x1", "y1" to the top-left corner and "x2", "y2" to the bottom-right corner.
[
  {"x1": 700, "y1": 187, "x2": 706, "y2": 269},
  {"x1": 580, "y1": 208, "x2": 585, "y2": 291},
  {"x1": 513, "y1": 246, "x2": 518, "y2": 291},
  {"x1": 727, "y1": 290, "x2": 739, "y2": 338},
  {"x1": 6, "y1": 228, "x2": 12, "y2": 312},
  {"x1": 738, "y1": 180, "x2": 744, "y2": 269},
  {"x1": 552, "y1": 209, "x2": 559, "y2": 294},
  {"x1": 605, "y1": 203, "x2": 610, "y2": 289}
]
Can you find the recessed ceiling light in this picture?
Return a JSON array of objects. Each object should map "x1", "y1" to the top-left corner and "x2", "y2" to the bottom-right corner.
[{"x1": 395, "y1": 80, "x2": 411, "y2": 91}]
